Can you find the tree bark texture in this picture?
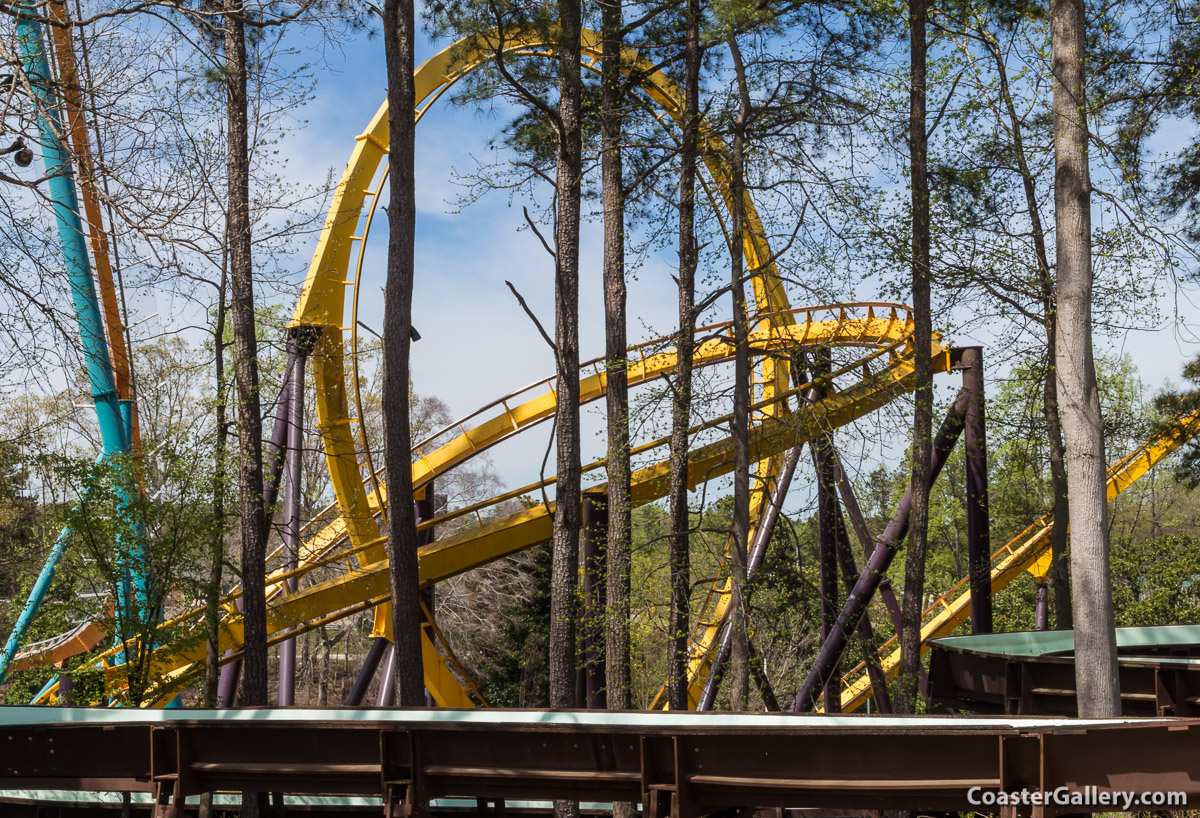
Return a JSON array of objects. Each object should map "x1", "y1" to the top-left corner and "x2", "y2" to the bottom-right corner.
[
  {"x1": 600, "y1": 0, "x2": 633, "y2": 724},
  {"x1": 991, "y1": 43, "x2": 1072, "y2": 629},
  {"x1": 727, "y1": 35, "x2": 751, "y2": 713},
  {"x1": 552, "y1": 7, "x2": 583, "y2": 818},
  {"x1": 225, "y1": 0, "x2": 266, "y2": 712},
  {"x1": 225, "y1": 5, "x2": 266, "y2": 815},
  {"x1": 382, "y1": 0, "x2": 426, "y2": 708},
  {"x1": 811, "y1": 350, "x2": 841, "y2": 712},
  {"x1": 666, "y1": 0, "x2": 701, "y2": 711},
  {"x1": 204, "y1": 263, "x2": 229, "y2": 707},
  {"x1": 1051, "y1": 0, "x2": 1121, "y2": 717},
  {"x1": 549, "y1": 0, "x2": 583, "y2": 714},
  {"x1": 897, "y1": 0, "x2": 933, "y2": 715}
]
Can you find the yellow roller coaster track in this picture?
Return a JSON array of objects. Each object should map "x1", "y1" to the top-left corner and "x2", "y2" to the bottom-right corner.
[
  {"x1": 23, "y1": 26, "x2": 1200, "y2": 712},
  {"x1": 32, "y1": 301, "x2": 943, "y2": 705},
  {"x1": 27, "y1": 24, "x2": 797, "y2": 705}
]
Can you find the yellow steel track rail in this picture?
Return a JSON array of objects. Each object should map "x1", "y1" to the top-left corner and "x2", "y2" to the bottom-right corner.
[
  {"x1": 286, "y1": 25, "x2": 803, "y2": 707},
  {"x1": 28, "y1": 26, "x2": 801, "y2": 705},
  {"x1": 30, "y1": 307, "x2": 933, "y2": 705},
  {"x1": 35, "y1": 326, "x2": 946, "y2": 706}
]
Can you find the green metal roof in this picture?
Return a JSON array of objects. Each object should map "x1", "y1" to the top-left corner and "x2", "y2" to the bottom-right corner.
[{"x1": 931, "y1": 624, "x2": 1200, "y2": 659}]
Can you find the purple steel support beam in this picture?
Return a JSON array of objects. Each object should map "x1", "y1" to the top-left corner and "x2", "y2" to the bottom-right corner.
[
  {"x1": 831, "y1": 509, "x2": 892, "y2": 714},
  {"x1": 346, "y1": 489, "x2": 439, "y2": 710},
  {"x1": 261, "y1": 351, "x2": 298, "y2": 514},
  {"x1": 832, "y1": 454, "x2": 904, "y2": 633},
  {"x1": 1035, "y1": 582, "x2": 1050, "y2": 631},
  {"x1": 377, "y1": 642, "x2": 396, "y2": 707},
  {"x1": 813, "y1": 445, "x2": 841, "y2": 710},
  {"x1": 790, "y1": 387, "x2": 970, "y2": 712},
  {"x1": 417, "y1": 488, "x2": 439, "y2": 604},
  {"x1": 417, "y1": 487, "x2": 438, "y2": 706},
  {"x1": 582, "y1": 491, "x2": 608, "y2": 710},
  {"x1": 830, "y1": 448, "x2": 926, "y2": 693},
  {"x1": 959, "y1": 347, "x2": 992, "y2": 635},
  {"x1": 697, "y1": 445, "x2": 802, "y2": 711},
  {"x1": 215, "y1": 642, "x2": 241, "y2": 709},
  {"x1": 345, "y1": 637, "x2": 391, "y2": 706},
  {"x1": 58, "y1": 673, "x2": 74, "y2": 707},
  {"x1": 279, "y1": 339, "x2": 309, "y2": 707},
  {"x1": 217, "y1": 350, "x2": 296, "y2": 708}
]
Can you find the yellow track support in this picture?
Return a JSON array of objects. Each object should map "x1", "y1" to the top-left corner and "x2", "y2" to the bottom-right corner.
[
  {"x1": 821, "y1": 409, "x2": 1200, "y2": 714},
  {"x1": 31, "y1": 316, "x2": 944, "y2": 705}
]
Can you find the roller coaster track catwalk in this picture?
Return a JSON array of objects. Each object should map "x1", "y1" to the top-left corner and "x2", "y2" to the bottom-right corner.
[{"x1": 11, "y1": 24, "x2": 1200, "y2": 711}]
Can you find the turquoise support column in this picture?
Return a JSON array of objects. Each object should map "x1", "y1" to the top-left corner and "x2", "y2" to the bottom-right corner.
[
  {"x1": 0, "y1": 523, "x2": 73, "y2": 683},
  {"x1": 15, "y1": 7, "x2": 127, "y2": 456},
  {"x1": 3, "y1": 7, "x2": 150, "y2": 685}
]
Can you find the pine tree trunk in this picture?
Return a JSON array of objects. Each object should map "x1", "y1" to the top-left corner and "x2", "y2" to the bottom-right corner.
[
  {"x1": 727, "y1": 35, "x2": 751, "y2": 713},
  {"x1": 204, "y1": 263, "x2": 229, "y2": 707},
  {"x1": 600, "y1": 0, "x2": 632, "y2": 717},
  {"x1": 552, "y1": 5, "x2": 583, "y2": 816},
  {"x1": 601, "y1": 15, "x2": 633, "y2": 817},
  {"x1": 549, "y1": 0, "x2": 583, "y2": 707},
  {"x1": 666, "y1": 0, "x2": 701, "y2": 711},
  {"x1": 1051, "y1": 0, "x2": 1120, "y2": 717},
  {"x1": 225, "y1": 4, "x2": 266, "y2": 814},
  {"x1": 382, "y1": 0, "x2": 425, "y2": 708},
  {"x1": 225, "y1": 0, "x2": 265, "y2": 710},
  {"x1": 991, "y1": 43, "x2": 1072, "y2": 629},
  {"x1": 896, "y1": 0, "x2": 932, "y2": 715}
]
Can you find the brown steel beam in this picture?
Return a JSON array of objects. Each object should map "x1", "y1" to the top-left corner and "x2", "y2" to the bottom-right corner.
[{"x1": 2, "y1": 712, "x2": 1200, "y2": 816}]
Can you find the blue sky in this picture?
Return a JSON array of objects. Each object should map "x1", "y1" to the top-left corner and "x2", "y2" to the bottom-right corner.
[
  {"x1": 165, "y1": 18, "x2": 1200, "y2": 494},
  {"x1": 268, "y1": 19, "x2": 692, "y2": 487}
]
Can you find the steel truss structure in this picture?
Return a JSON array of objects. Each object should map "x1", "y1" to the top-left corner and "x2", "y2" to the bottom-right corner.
[{"x1": 2, "y1": 709, "x2": 1200, "y2": 818}]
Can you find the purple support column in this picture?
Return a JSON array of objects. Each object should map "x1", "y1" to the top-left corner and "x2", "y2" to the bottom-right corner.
[
  {"x1": 790, "y1": 387, "x2": 970, "y2": 712},
  {"x1": 261, "y1": 351, "x2": 298, "y2": 515},
  {"x1": 417, "y1": 487, "x2": 437, "y2": 618},
  {"x1": 832, "y1": 455, "x2": 905, "y2": 635},
  {"x1": 697, "y1": 445, "x2": 801, "y2": 710},
  {"x1": 345, "y1": 637, "x2": 390, "y2": 706},
  {"x1": 355, "y1": 489, "x2": 439, "y2": 710},
  {"x1": 810, "y1": 351, "x2": 841, "y2": 711},
  {"x1": 582, "y1": 491, "x2": 608, "y2": 709},
  {"x1": 58, "y1": 673, "x2": 74, "y2": 707},
  {"x1": 279, "y1": 345, "x2": 307, "y2": 706},
  {"x1": 377, "y1": 641, "x2": 396, "y2": 707},
  {"x1": 831, "y1": 448, "x2": 927, "y2": 694},
  {"x1": 831, "y1": 510, "x2": 892, "y2": 714},
  {"x1": 959, "y1": 347, "x2": 992, "y2": 634},
  {"x1": 815, "y1": 466, "x2": 842, "y2": 709},
  {"x1": 1034, "y1": 582, "x2": 1049, "y2": 631},
  {"x1": 417, "y1": 487, "x2": 439, "y2": 707},
  {"x1": 217, "y1": 352, "x2": 295, "y2": 708}
]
